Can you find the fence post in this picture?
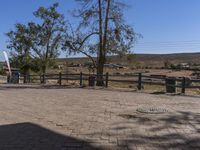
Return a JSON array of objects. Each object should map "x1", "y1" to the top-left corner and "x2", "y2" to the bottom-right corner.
[
  {"x1": 41, "y1": 74, "x2": 45, "y2": 84},
  {"x1": 59, "y1": 72, "x2": 62, "y2": 86},
  {"x1": 166, "y1": 77, "x2": 176, "y2": 93},
  {"x1": 80, "y1": 72, "x2": 83, "y2": 86},
  {"x1": 138, "y1": 73, "x2": 142, "y2": 90},
  {"x1": 181, "y1": 77, "x2": 186, "y2": 94},
  {"x1": 23, "y1": 74, "x2": 27, "y2": 84},
  {"x1": 105, "y1": 72, "x2": 109, "y2": 88},
  {"x1": 28, "y1": 74, "x2": 30, "y2": 83}
]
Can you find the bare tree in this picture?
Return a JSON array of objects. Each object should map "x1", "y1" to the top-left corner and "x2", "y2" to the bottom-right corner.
[{"x1": 63, "y1": 0, "x2": 140, "y2": 86}]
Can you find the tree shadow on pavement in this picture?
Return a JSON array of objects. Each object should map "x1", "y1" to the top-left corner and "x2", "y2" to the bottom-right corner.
[
  {"x1": 95, "y1": 111, "x2": 200, "y2": 150},
  {"x1": 0, "y1": 122, "x2": 104, "y2": 150}
]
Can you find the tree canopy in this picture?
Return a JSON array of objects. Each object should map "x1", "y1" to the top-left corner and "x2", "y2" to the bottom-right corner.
[
  {"x1": 7, "y1": 3, "x2": 67, "y2": 74},
  {"x1": 62, "y1": 0, "x2": 139, "y2": 85},
  {"x1": 7, "y1": 23, "x2": 34, "y2": 76},
  {"x1": 6, "y1": 1, "x2": 139, "y2": 86}
]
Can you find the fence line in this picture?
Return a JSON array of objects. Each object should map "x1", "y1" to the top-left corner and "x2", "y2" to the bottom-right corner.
[{"x1": 3, "y1": 72, "x2": 200, "y2": 94}]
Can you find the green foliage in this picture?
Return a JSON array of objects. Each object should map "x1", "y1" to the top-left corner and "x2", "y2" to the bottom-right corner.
[
  {"x1": 170, "y1": 64, "x2": 180, "y2": 70},
  {"x1": 6, "y1": 1, "x2": 139, "y2": 80},
  {"x1": 0, "y1": 63, "x2": 5, "y2": 75},
  {"x1": 31, "y1": 3, "x2": 67, "y2": 73},
  {"x1": 6, "y1": 3, "x2": 67, "y2": 74},
  {"x1": 63, "y1": 0, "x2": 140, "y2": 78},
  {"x1": 6, "y1": 23, "x2": 34, "y2": 75}
]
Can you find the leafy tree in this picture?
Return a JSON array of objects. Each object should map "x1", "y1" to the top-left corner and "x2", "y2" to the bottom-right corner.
[
  {"x1": 63, "y1": 0, "x2": 139, "y2": 86},
  {"x1": 6, "y1": 23, "x2": 35, "y2": 82},
  {"x1": 31, "y1": 3, "x2": 67, "y2": 74},
  {"x1": 7, "y1": 3, "x2": 67, "y2": 76}
]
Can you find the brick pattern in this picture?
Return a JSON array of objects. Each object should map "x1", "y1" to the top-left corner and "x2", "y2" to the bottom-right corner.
[{"x1": 0, "y1": 87, "x2": 200, "y2": 149}]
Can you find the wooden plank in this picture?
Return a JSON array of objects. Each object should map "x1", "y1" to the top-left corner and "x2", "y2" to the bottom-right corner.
[
  {"x1": 190, "y1": 79, "x2": 200, "y2": 83},
  {"x1": 187, "y1": 86, "x2": 200, "y2": 89},
  {"x1": 108, "y1": 79, "x2": 138, "y2": 83}
]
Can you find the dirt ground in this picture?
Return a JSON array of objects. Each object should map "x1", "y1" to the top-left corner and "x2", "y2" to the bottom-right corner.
[
  {"x1": 0, "y1": 85, "x2": 200, "y2": 150},
  {"x1": 49, "y1": 67, "x2": 194, "y2": 78}
]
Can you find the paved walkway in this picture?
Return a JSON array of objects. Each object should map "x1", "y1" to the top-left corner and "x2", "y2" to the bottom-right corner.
[{"x1": 0, "y1": 86, "x2": 200, "y2": 150}]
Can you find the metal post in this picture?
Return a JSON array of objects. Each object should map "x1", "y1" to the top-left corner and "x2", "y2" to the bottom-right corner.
[{"x1": 181, "y1": 77, "x2": 186, "y2": 94}]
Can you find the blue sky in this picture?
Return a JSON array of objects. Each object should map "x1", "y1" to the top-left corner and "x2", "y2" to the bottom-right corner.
[{"x1": 0, "y1": 0, "x2": 200, "y2": 60}]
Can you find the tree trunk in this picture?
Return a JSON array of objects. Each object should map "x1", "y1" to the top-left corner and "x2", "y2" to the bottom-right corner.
[
  {"x1": 96, "y1": 0, "x2": 111, "y2": 86},
  {"x1": 96, "y1": 54, "x2": 105, "y2": 86},
  {"x1": 42, "y1": 35, "x2": 50, "y2": 75},
  {"x1": 23, "y1": 68, "x2": 29, "y2": 84},
  {"x1": 96, "y1": 0, "x2": 104, "y2": 86},
  {"x1": 23, "y1": 73, "x2": 27, "y2": 84},
  {"x1": 40, "y1": 64, "x2": 46, "y2": 84},
  {"x1": 42, "y1": 65, "x2": 46, "y2": 75}
]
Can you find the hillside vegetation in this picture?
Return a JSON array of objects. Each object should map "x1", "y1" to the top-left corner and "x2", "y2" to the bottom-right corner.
[{"x1": 56, "y1": 52, "x2": 200, "y2": 68}]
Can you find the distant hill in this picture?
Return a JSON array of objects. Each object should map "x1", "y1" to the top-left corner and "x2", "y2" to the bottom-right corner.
[{"x1": 56, "y1": 52, "x2": 200, "y2": 68}]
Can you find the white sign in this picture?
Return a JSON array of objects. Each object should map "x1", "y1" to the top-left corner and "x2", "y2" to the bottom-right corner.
[{"x1": 3, "y1": 51, "x2": 11, "y2": 76}]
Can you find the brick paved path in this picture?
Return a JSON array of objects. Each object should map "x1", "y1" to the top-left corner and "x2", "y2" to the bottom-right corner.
[{"x1": 0, "y1": 86, "x2": 200, "y2": 150}]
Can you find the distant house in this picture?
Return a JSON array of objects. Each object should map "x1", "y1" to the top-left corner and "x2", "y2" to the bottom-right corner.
[
  {"x1": 58, "y1": 65, "x2": 64, "y2": 69},
  {"x1": 171, "y1": 63, "x2": 190, "y2": 70},
  {"x1": 104, "y1": 64, "x2": 114, "y2": 68},
  {"x1": 179, "y1": 63, "x2": 190, "y2": 69},
  {"x1": 104, "y1": 64, "x2": 126, "y2": 69},
  {"x1": 192, "y1": 71, "x2": 200, "y2": 79},
  {"x1": 68, "y1": 64, "x2": 81, "y2": 67}
]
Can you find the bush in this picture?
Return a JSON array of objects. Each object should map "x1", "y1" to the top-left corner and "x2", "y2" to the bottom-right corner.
[{"x1": 0, "y1": 69, "x2": 6, "y2": 75}]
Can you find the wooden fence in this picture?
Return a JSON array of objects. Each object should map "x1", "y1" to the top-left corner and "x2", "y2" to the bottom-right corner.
[{"x1": 17, "y1": 72, "x2": 200, "y2": 94}]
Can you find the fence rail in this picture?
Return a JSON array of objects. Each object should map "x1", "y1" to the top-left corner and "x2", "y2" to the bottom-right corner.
[{"x1": 2, "y1": 72, "x2": 200, "y2": 94}]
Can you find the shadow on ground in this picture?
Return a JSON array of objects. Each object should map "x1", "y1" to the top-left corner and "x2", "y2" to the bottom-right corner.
[
  {"x1": 95, "y1": 111, "x2": 200, "y2": 150},
  {"x1": 0, "y1": 122, "x2": 103, "y2": 150},
  {"x1": 125, "y1": 111, "x2": 200, "y2": 149}
]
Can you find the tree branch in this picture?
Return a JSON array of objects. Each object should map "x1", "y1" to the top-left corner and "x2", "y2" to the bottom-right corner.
[
  {"x1": 78, "y1": 32, "x2": 99, "y2": 47},
  {"x1": 79, "y1": 50, "x2": 97, "y2": 68},
  {"x1": 102, "y1": 0, "x2": 111, "y2": 57},
  {"x1": 98, "y1": 0, "x2": 103, "y2": 60}
]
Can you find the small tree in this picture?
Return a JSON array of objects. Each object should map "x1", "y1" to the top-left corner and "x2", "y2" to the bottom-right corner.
[
  {"x1": 6, "y1": 23, "x2": 34, "y2": 82},
  {"x1": 31, "y1": 3, "x2": 67, "y2": 74},
  {"x1": 63, "y1": 0, "x2": 139, "y2": 86}
]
